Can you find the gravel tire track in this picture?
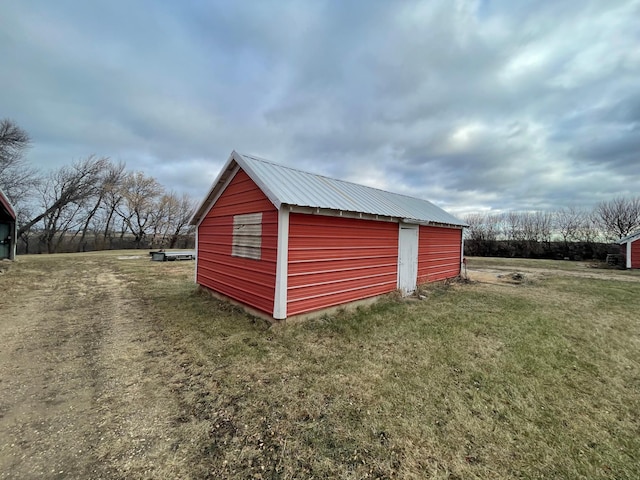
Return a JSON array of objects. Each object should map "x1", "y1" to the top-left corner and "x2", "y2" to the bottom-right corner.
[{"x1": 0, "y1": 259, "x2": 188, "y2": 479}]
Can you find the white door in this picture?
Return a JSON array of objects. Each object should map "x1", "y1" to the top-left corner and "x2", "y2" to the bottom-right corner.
[{"x1": 397, "y1": 224, "x2": 418, "y2": 295}]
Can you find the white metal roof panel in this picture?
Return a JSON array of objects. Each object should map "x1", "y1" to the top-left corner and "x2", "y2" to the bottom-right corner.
[
  {"x1": 191, "y1": 151, "x2": 466, "y2": 227},
  {"x1": 239, "y1": 153, "x2": 465, "y2": 226},
  {"x1": 617, "y1": 230, "x2": 640, "y2": 244}
]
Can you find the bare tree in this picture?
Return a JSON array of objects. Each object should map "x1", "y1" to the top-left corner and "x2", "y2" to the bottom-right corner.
[
  {"x1": 520, "y1": 213, "x2": 539, "y2": 243},
  {"x1": 37, "y1": 174, "x2": 87, "y2": 253},
  {"x1": 148, "y1": 193, "x2": 172, "y2": 247},
  {"x1": 464, "y1": 213, "x2": 482, "y2": 240},
  {"x1": 594, "y1": 197, "x2": 640, "y2": 240},
  {"x1": 92, "y1": 161, "x2": 128, "y2": 247},
  {"x1": 141, "y1": 191, "x2": 195, "y2": 248},
  {"x1": 577, "y1": 211, "x2": 602, "y2": 244},
  {"x1": 535, "y1": 211, "x2": 553, "y2": 245},
  {"x1": 464, "y1": 212, "x2": 501, "y2": 256},
  {"x1": 502, "y1": 211, "x2": 524, "y2": 242},
  {"x1": 2, "y1": 130, "x2": 196, "y2": 253},
  {"x1": 18, "y1": 156, "x2": 110, "y2": 238},
  {"x1": 116, "y1": 171, "x2": 164, "y2": 248},
  {"x1": 518, "y1": 212, "x2": 540, "y2": 255},
  {"x1": 498, "y1": 211, "x2": 553, "y2": 256},
  {"x1": 163, "y1": 192, "x2": 196, "y2": 248},
  {"x1": 555, "y1": 207, "x2": 586, "y2": 247},
  {"x1": 76, "y1": 159, "x2": 126, "y2": 251},
  {"x1": 15, "y1": 206, "x2": 35, "y2": 253},
  {"x1": 0, "y1": 119, "x2": 39, "y2": 205}
]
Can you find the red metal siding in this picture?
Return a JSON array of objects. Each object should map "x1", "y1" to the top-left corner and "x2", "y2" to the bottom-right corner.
[
  {"x1": 632, "y1": 239, "x2": 640, "y2": 269},
  {"x1": 197, "y1": 170, "x2": 277, "y2": 314},
  {"x1": 417, "y1": 226, "x2": 462, "y2": 283},
  {"x1": 287, "y1": 214, "x2": 398, "y2": 316}
]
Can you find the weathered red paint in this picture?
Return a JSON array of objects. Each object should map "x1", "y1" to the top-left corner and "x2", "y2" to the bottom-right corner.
[
  {"x1": 197, "y1": 170, "x2": 277, "y2": 314},
  {"x1": 417, "y1": 226, "x2": 462, "y2": 283},
  {"x1": 631, "y1": 239, "x2": 640, "y2": 269},
  {"x1": 287, "y1": 214, "x2": 398, "y2": 316}
]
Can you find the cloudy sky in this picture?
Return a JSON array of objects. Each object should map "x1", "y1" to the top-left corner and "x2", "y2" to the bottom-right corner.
[{"x1": 1, "y1": 0, "x2": 639, "y2": 215}]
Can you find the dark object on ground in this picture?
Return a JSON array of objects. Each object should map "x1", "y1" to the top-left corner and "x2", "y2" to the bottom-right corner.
[
  {"x1": 150, "y1": 250, "x2": 196, "y2": 262},
  {"x1": 606, "y1": 254, "x2": 624, "y2": 267}
]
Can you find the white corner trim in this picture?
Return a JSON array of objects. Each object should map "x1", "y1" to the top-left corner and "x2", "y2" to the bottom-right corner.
[
  {"x1": 460, "y1": 228, "x2": 465, "y2": 273},
  {"x1": 197, "y1": 164, "x2": 240, "y2": 228},
  {"x1": 190, "y1": 152, "x2": 237, "y2": 225},
  {"x1": 273, "y1": 207, "x2": 290, "y2": 319},
  {"x1": 194, "y1": 227, "x2": 199, "y2": 283},
  {"x1": 396, "y1": 224, "x2": 402, "y2": 289},
  {"x1": 627, "y1": 241, "x2": 632, "y2": 269}
]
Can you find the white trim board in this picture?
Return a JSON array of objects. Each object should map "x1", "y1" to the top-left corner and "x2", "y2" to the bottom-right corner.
[{"x1": 273, "y1": 208, "x2": 290, "y2": 319}]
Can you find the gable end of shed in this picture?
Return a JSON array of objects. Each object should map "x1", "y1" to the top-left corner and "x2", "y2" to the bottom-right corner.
[{"x1": 195, "y1": 167, "x2": 279, "y2": 316}]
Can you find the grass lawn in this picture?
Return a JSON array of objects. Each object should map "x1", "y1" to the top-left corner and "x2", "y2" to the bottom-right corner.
[
  {"x1": 3, "y1": 252, "x2": 638, "y2": 479},
  {"x1": 110, "y1": 252, "x2": 640, "y2": 479},
  {"x1": 466, "y1": 255, "x2": 640, "y2": 275}
]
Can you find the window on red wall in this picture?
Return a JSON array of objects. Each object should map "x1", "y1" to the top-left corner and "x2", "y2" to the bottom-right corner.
[{"x1": 232, "y1": 213, "x2": 262, "y2": 260}]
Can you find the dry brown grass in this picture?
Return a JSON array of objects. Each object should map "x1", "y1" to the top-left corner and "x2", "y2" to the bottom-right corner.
[
  {"x1": 1, "y1": 251, "x2": 639, "y2": 479},
  {"x1": 118, "y1": 253, "x2": 640, "y2": 479}
]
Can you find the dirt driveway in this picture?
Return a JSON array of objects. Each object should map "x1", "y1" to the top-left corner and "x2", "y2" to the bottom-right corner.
[
  {"x1": 0, "y1": 257, "x2": 197, "y2": 479},
  {"x1": 465, "y1": 263, "x2": 640, "y2": 285}
]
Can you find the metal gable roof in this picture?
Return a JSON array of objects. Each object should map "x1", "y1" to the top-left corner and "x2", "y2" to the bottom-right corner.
[
  {"x1": 617, "y1": 230, "x2": 640, "y2": 244},
  {"x1": 190, "y1": 150, "x2": 466, "y2": 227}
]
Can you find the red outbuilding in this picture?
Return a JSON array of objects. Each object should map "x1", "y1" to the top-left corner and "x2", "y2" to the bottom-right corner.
[
  {"x1": 618, "y1": 231, "x2": 640, "y2": 269},
  {"x1": 0, "y1": 188, "x2": 17, "y2": 260},
  {"x1": 190, "y1": 151, "x2": 467, "y2": 320}
]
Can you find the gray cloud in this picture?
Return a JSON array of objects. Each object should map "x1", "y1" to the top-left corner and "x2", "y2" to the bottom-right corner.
[{"x1": 1, "y1": 0, "x2": 639, "y2": 215}]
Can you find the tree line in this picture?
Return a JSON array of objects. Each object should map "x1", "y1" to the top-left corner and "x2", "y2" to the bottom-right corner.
[
  {"x1": 3, "y1": 117, "x2": 638, "y2": 258},
  {"x1": 463, "y1": 199, "x2": 640, "y2": 260},
  {"x1": 0, "y1": 119, "x2": 196, "y2": 254}
]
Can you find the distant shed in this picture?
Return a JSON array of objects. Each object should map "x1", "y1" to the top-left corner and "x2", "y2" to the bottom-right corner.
[
  {"x1": 0, "y1": 188, "x2": 17, "y2": 260},
  {"x1": 190, "y1": 151, "x2": 467, "y2": 320},
  {"x1": 618, "y1": 231, "x2": 640, "y2": 269}
]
